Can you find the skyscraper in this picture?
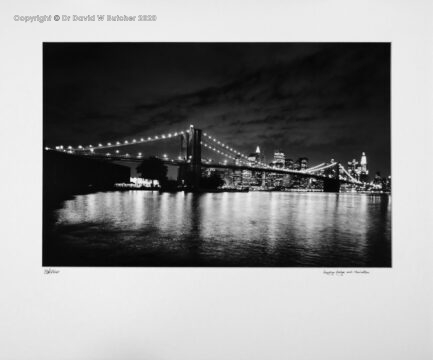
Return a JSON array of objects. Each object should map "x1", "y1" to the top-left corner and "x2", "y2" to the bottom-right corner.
[
  {"x1": 248, "y1": 153, "x2": 258, "y2": 165},
  {"x1": 360, "y1": 152, "x2": 368, "y2": 173},
  {"x1": 248, "y1": 146, "x2": 264, "y2": 165},
  {"x1": 359, "y1": 152, "x2": 369, "y2": 182},
  {"x1": 297, "y1": 157, "x2": 308, "y2": 170},
  {"x1": 348, "y1": 158, "x2": 359, "y2": 179},
  {"x1": 273, "y1": 150, "x2": 285, "y2": 168},
  {"x1": 245, "y1": 146, "x2": 264, "y2": 187},
  {"x1": 285, "y1": 158, "x2": 294, "y2": 169}
]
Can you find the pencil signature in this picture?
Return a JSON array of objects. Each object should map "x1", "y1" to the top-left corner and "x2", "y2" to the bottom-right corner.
[{"x1": 44, "y1": 268, "x2": 60, "y2": 274}]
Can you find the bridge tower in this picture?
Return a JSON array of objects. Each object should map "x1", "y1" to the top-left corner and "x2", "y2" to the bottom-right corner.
[
  {"x1": 179, "y1": 125, "x2": 202, "y2": 190},
  {"x1": 323, "y1": 162, "x2": 340, "y2": 193}
]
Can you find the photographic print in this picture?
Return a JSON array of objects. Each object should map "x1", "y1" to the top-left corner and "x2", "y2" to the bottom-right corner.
[{"x1": 43, "y1": 42, "x2": 391, "y2": 267}]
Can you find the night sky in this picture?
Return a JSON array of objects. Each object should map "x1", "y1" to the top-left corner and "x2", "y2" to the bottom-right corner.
[{"x1": 44, "y1": 43, "x2": 390, "y2": 176}]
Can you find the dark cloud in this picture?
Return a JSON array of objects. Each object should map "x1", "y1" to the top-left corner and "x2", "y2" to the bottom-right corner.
[{"x1": 44, "y1": 43, "x2": 390, "y2": 175}]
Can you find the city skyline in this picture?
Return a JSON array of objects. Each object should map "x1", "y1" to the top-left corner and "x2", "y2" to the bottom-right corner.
[{"x1": 43, "y1": 42, "x2": 391, "y2": 176}]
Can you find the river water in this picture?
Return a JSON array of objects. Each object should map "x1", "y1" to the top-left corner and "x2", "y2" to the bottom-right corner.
[{"x1": 44, "y1": 191, "x2": 391, "y2": 267}]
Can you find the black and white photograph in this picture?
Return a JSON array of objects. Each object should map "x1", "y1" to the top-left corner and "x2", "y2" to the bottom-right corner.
[
  {"x1": 2, "y1": 1, "x2": 433, "y2": 360},
  {"x1": 43, "y1": 42, "x2": 391, "y2": 267}
]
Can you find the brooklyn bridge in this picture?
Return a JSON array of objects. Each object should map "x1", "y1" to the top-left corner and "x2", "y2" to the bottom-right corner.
[{"x1": 45, "y1": 124, "x2": 365, "y2": 193}]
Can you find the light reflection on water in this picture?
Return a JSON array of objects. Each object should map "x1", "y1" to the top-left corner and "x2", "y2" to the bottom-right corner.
[{"x1": 50, "y1": 191, "x2": 391, "y2": 266}]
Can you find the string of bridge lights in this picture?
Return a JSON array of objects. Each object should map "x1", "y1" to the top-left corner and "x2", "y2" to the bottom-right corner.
[
  {"x1": 202, "y1": 141, "x2": 273, "y2": 168},
  {"x1": 202, "y1": 133, "x2": 271, "y2": 168},
  {"x1": 52, "y1": 129, "x2": 187, "y2": 152},
  {"x1": 339, "y1": 164, "x2": 362, "y2": 184},
  {"x1": 306, "y1": 162, "x2": 361, "y2": 185},
  {"x1": 305, "y1": 162, "x2": 326, "y2": 172},
  {"x1": 202, "y1": 132, "x2": 251, "y2": 160},
  {"x1": 306, "y1": 162, "x2": 338, "y2": 173},
  {"x1": 202, "y1": 142, "x2": 252, "y2": 165},
  {"x1": 74, "y1": 150, "x2": 187, "y2": 163}
]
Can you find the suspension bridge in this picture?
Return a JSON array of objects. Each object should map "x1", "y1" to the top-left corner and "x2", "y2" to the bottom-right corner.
[{"x1": 45, "y1": 125, "x2": 364, "y2": 192}]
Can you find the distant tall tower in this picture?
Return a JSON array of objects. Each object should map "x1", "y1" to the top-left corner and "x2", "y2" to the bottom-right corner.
[
  {"x1": 360, "y1": 152, "x2": 368, "y2": 174},
  {"x1": 359, "y1": 152, "x2": 369, "y2": 183},
  {"x1": 252, "y1": 145, "x2": 264, "y2": 164}
]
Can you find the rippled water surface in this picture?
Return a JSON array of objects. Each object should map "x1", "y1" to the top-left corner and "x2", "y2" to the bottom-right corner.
[{"x1": 44, "y1": 191, "x2": 391, "y2": 267}]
